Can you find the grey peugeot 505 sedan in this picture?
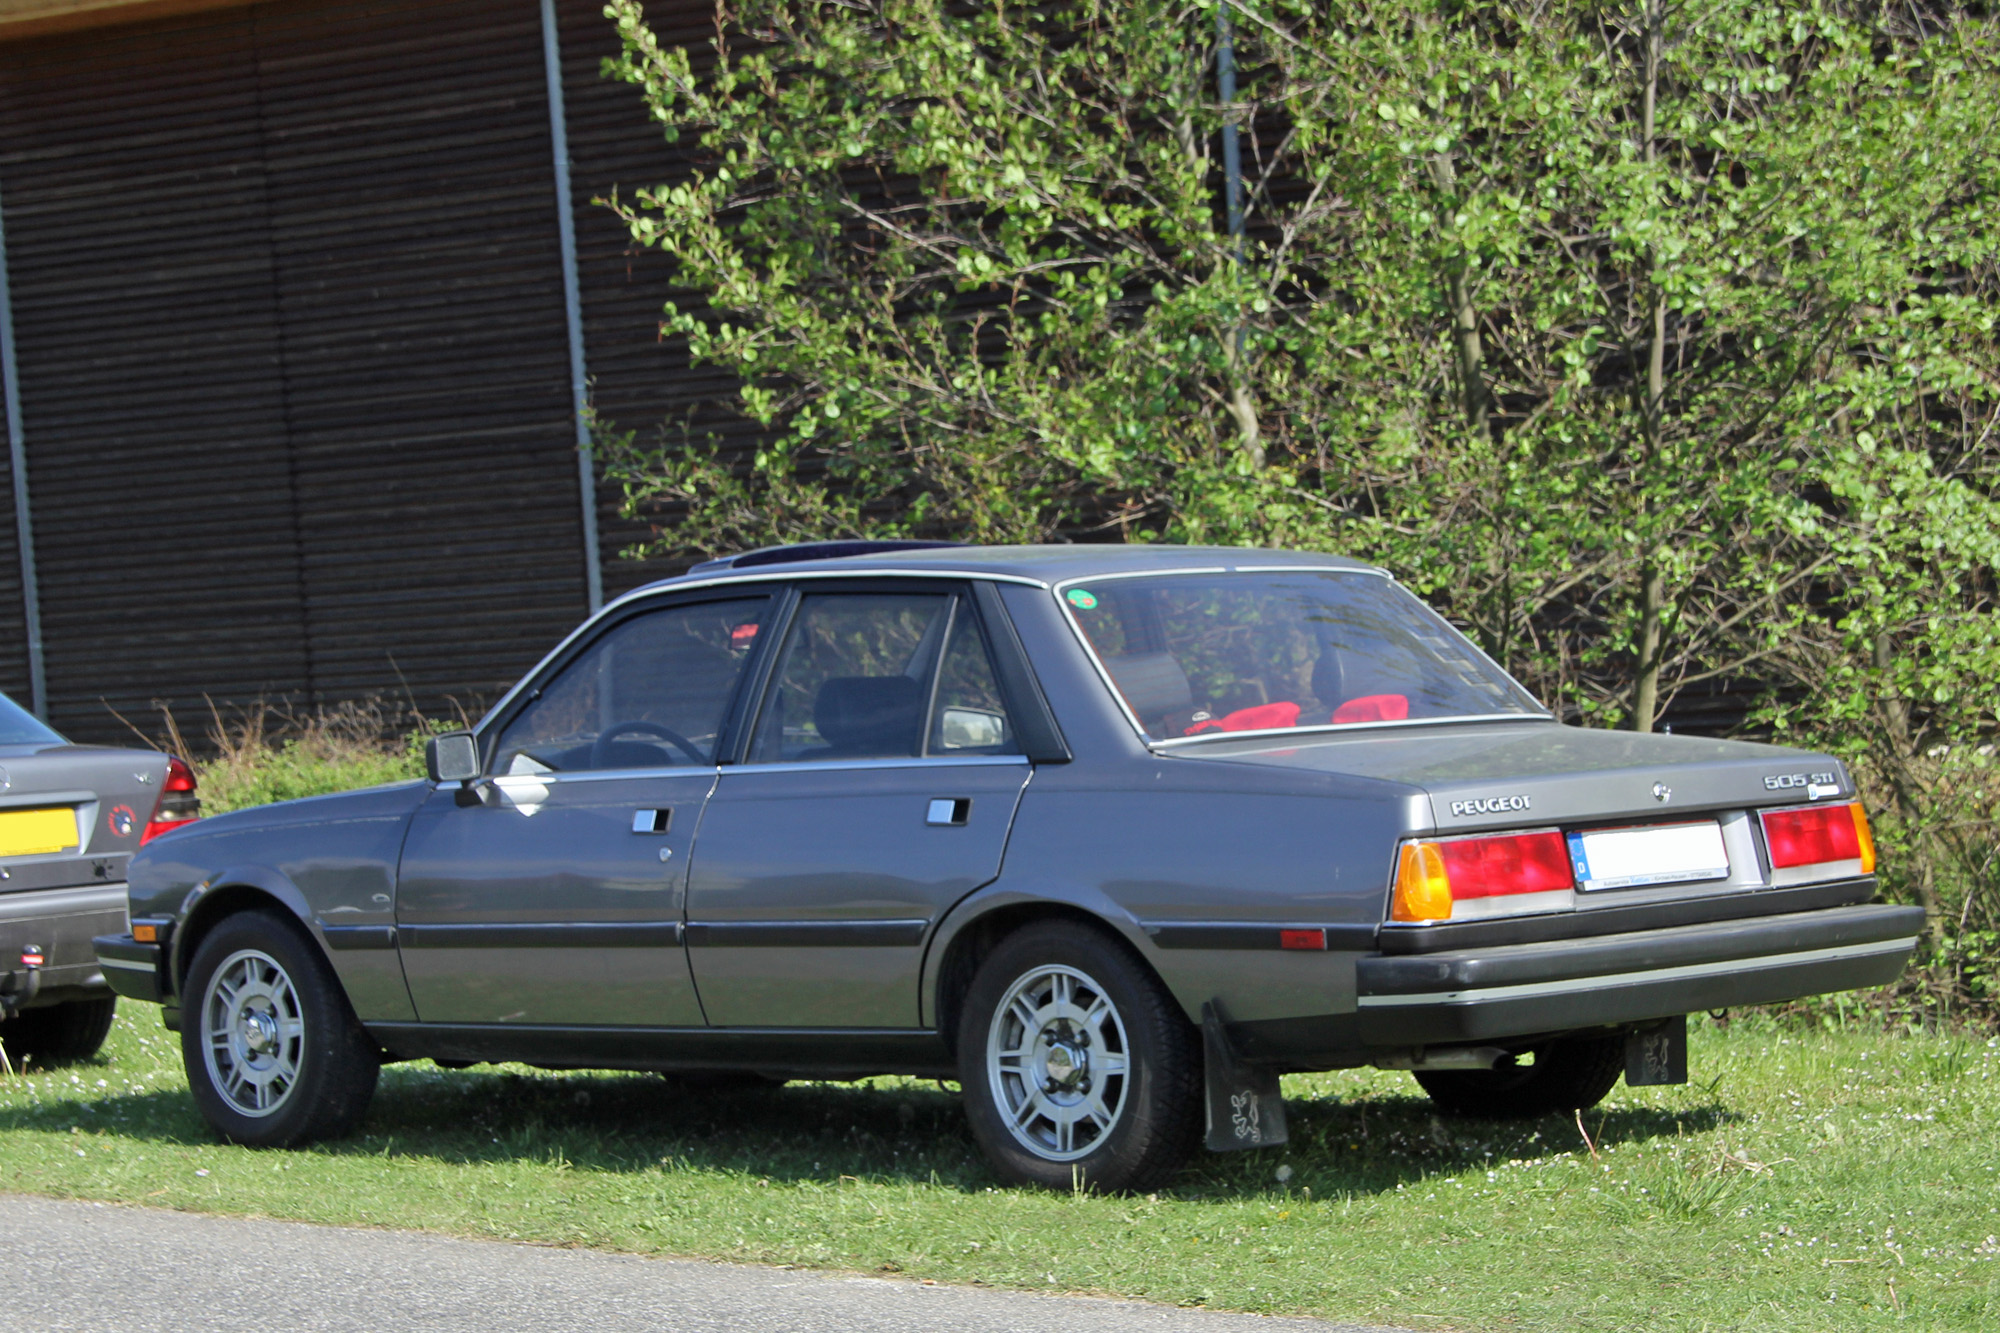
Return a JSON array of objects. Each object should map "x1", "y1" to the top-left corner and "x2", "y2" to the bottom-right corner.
[
  {"x1": 95, "y1": 543, "x2": 1921, "y2": 1190},
  {"x1": 2, "y1": 689, "x2": 199, "y2": 1068}
]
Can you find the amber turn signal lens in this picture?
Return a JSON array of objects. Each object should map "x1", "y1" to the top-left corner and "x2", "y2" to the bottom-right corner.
[
  {"x1": 1850, "y1": 802, "x2": 1876, "y2": 875},
  {"x1": 1392, "y1": 842, "x2": 1453, "y2": 922},
  {"x1": 131, "y1": 924, "x2": 158, "y2": 943}
]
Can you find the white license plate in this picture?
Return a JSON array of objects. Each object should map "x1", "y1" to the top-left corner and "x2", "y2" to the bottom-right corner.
[{"x1": 1566, "y1": 821, "x2": 1730, "y2": 891}]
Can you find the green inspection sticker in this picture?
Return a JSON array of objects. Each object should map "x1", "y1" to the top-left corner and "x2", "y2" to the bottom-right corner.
[{"x1": 1066, "y1": 589, "x2": 1098, "y2": 610}]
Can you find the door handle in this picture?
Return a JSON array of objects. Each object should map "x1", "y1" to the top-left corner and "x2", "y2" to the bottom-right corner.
[
  {"x1": 632, "y1": 809, "x2": 672, "y2": 833},
  {"x1": 926, "y1": 798, "x2": 971, "y2": 827}
]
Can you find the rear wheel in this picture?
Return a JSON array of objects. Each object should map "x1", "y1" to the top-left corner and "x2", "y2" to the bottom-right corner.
[
  {"x1": 181, "y1": 910, "x2": 379, "y2": 1147},
  {"x1": 957, "y1": 922, "x2": 1200, "y2": 1193},
  {"x1": 1414, "y1": 1033, "x2": 1625, "y2": 1118},
  {"x1": 1, "y1": 996, "x2": 117, "y2": 1068}
]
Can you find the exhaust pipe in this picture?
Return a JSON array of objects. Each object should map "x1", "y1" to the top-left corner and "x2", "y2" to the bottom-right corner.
[{"x1": 1372, "y1": 1045, "x2": 1510, "y2": 1072}]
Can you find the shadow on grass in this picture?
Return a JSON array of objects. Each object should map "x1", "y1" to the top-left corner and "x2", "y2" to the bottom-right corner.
[{"x1": 0, "y1": 1057, "x2": 1739, "y2": 1200}]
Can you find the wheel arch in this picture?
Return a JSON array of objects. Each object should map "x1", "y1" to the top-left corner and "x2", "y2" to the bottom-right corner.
[
  {"x1": 170, "y1": 868, "x2": 322, "y2": 1001},
  {"x1": 922, "y1": 889, "x2": 1174, "y2": 1061}
]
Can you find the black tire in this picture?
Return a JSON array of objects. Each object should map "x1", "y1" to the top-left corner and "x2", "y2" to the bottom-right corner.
[
  {"x1": 180, "y1": 910, "x2": 379, "y2": 1147},
  {"x1": 1, "y1": 996, "x2": 117, "y2": 1068},
  {"x1": 1414, "y1": 1033, "x2": 1626, "y2": 1118},
  {"x1": 957, "y1": 921, "x2": 1201, "y2": 1193}
]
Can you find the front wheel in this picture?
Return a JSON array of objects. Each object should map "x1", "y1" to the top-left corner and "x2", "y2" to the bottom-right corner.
[
  {"x1": 181, "y1": 910, "x2": 379, "y2": 1147},
  {"x1": 1414, "y1": 1033, "x2": 1625, "y2": 1118},
  {"x1": 957, "y1": 922, "x2": 1200, "y2": 1192}
]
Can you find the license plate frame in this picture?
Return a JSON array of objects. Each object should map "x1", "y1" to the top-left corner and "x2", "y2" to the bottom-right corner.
[
  {"x1": 0, "y1": 806, "x2": 81, "y2": 858},
  {"x1": 1565, "y1": 820, "x2": 1730, "y2": 892}
]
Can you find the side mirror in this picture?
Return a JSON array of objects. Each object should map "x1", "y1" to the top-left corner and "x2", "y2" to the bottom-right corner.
[{"x1": 425, "y1": 731, "x2": 481, "y2": 785}]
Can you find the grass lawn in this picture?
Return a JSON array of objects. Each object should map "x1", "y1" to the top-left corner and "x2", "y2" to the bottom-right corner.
[{"x1": 2, "y1": 1010, "x2": 1995, "y2": 1331}]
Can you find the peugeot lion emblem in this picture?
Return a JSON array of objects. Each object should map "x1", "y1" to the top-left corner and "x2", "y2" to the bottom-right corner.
[{"x1": 1652, "y1": 782, "x2": 1672, "y2": 803}]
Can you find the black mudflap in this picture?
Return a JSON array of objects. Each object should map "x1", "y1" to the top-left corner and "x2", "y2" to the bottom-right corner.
[
  {"x1": 1202, "y1": 1002, "x2": 1287, "y2": 1151},
  {"x1": 1625, "y1": 1015, "x2": 1689, "y2": 1086}
]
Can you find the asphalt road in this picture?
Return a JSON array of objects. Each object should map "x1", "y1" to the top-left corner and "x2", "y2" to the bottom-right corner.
[{"x1": 1, "y1": 1194, "x2": 1390, "y2": 1333}]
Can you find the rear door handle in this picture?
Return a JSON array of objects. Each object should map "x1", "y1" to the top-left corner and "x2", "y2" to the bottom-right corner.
[{"x1": 926, "y1": 798, "x2": 970, "y2": 826}]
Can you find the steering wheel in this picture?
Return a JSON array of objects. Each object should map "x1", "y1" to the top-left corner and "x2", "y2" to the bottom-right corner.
[{"x1": 589, "y1": 720, "x2": 707, "y2": 768}]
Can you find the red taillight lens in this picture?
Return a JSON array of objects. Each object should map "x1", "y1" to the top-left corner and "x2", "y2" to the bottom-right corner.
[
  {"x1": 1435, "y1": 831, "x2": 1573, "y2": 899},
  {"x1": 1391, "y1": 830, "x2": 1573, "y2": 922},
  {"x1": 1761, "y1": 802, "x2": 1875, "y2": 874},
  {"x1": 142, "y1": 756, "x2": 201, "y2": 844}
]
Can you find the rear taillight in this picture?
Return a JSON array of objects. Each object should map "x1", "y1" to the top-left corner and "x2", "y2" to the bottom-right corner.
[
  {"x1": 1761, "y1": 801, "x2": 1875, "y2": 876},
  {"x1": 1392, "y1": 830, "x2": 1573, "y2": 923},
  {"x1": 141, "y1": 756, "x2": 201, "y2": 844}
]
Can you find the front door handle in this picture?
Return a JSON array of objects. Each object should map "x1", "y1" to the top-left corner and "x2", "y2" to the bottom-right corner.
[{"x1": 632, "y1": 809, "x2": 672, "y2": 833}]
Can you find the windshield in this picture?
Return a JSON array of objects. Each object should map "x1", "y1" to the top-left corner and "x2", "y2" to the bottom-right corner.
[
  {"x1": 1061, "y1": 570, "x2": 1544, "y2": 741},
  {"x1": 0, "y1": 691, "x2": 64, "y2": 746}
]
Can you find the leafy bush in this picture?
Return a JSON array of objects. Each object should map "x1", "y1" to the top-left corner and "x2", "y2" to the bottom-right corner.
[
  {"x1": 601, "y1": 0, "x2": 2000, "y2": 979},
  {"x1": 158, "y1": 700, "x2": 441, "y2": 816}
]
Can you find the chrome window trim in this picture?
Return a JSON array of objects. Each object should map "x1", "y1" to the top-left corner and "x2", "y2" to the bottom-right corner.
[
  {"x1": 723, "y1": 754, "x2": 1032, "y2": 777},
  {"x1": 475, "y1": 569, "x2": 1047, "y2": 737},
  {"x1": 471, "y1": 766, "x2": 724, "y2": 787},
  {"x1": 1050, "y1": 568, "x2": 1551, "y2": 746},
  {"x1": 1149, "y1": 713, "x2": 1555, "y2": 752}
]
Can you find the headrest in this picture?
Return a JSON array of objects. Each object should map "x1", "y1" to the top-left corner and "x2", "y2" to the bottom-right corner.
[
  {"x1": 813, "y1": 675, "x2": 925, "y2": 756},
  {"x1": 1102, "y1": 651, "x2": 1193, "y2": 722}
]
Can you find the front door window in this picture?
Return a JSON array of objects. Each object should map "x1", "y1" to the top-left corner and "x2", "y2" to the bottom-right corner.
[{"x1": 494, "y1": 597, "x2": 769, "y2": 774}]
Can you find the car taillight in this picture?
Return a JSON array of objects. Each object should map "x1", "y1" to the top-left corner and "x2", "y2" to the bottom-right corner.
[
  {"x1": 1391, "y1": 830, "x2": 1573, "y2": 923},
  {"x1": 141, "y1": 756, "x2": 202, "y2": 844},
  {"x1": 1761, "y1": 802, "x2": 1875, "y2": 875}
]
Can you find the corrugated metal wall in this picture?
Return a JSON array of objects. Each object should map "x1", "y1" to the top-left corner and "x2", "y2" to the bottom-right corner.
[{"x1": 0, "y1": 0, "x2": 613, "y2": 742}]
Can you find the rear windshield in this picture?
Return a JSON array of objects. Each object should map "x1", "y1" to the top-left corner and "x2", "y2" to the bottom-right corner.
[
  {"x1": 0, "y1": 691, "x2": 63, "y2": 746},
  {"x1": 1061, "y1": 570, "x2": 1544, "y2": 741}
]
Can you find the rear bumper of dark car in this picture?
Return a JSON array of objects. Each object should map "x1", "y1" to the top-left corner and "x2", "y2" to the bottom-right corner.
[
  {"x1": 1354, "y1": 902, "x2": 1924, "y2": 1046},
  {"x1": 1, "y1": 882, "x2": 128, "y2": 1004}
]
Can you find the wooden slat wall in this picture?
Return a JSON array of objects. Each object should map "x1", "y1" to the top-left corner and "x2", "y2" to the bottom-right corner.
[
  {"x1": 557, "y1": 0, "x2": 760, "y2": 598},
  {"x1": 0, "y1": 11, "x2": 309, "y2": 741},
  {"x1": 0, "y1": 0, "x2": 593, "y2": 743}
]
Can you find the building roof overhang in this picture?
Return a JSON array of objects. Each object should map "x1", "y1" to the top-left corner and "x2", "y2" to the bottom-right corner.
[{"x1": 0, "y1": 0, "x2": 252, "y2": 42}]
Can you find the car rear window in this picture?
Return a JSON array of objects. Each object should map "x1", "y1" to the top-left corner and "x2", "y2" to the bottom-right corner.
[
  {"x1": 0, "y1": 691, "x2": 63, "y2": 746},
  {"x1": 1060, "y1": 570, "x2": 1544, "y2": 741}
]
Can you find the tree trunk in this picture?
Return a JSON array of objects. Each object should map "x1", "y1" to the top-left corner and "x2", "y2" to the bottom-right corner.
[
  {"x1": 1429, "y1": 154, "x2": 1491, "y2": 442},
  {"x1": 1629, "y1": 8, "x2": 1667, "y2": 734}
]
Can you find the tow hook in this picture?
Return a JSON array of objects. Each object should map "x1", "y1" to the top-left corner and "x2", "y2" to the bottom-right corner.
[
  {"x1": 1, "y1": 944, "x2": 45, "y2": 1023},
  {"x1": 0, "y1": 945, "x2": 44, "y2": 1074}
]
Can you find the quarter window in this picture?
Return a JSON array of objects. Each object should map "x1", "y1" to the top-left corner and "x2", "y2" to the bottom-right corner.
[{"x1": 492, "y1": 597, "x2": 768, "y2": 773}]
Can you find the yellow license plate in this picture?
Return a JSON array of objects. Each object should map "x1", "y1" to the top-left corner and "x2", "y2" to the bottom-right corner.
[{"x1": 0, "y1": 807, "x2": 80, "y2": 858}]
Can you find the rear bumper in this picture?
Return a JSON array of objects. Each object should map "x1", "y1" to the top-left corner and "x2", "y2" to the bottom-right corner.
[
  {"x1": 1, "y1": 882, "x2": 127, "y2": 1004},
  {"x1": 1354, "y1": 903, "x2": 1924, "y2": 1046}
]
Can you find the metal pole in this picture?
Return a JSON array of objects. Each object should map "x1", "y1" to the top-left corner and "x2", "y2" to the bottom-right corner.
[
  {"x1": 540, "y1": 0, "x2": 604, "y2": 614},
  {"x1": 0, "y1": 175, "x2": 47, "y2": 718}
]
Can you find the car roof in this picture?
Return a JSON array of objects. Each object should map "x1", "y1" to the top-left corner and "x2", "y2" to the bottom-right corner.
[{"x1": 618, "y1": 544, "x2": 1387, "y2": 604}]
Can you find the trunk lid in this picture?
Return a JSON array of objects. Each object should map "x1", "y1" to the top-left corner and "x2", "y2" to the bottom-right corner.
[
  {"x1": 1166, "y1": 720, "x2": 1850, "y2": 830},
  {"x1": 1, "y1": 742, "x2": 172, "y2": 892}
]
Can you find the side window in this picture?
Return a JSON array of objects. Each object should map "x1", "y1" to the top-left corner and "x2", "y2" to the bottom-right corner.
[
  {"x1": 929, "y1": 606, "x2": 1020, "y2": 755},
  {"x1": 492, "y1": 597, "x2": 768, "y2": 773},
  {"x1": 749, "y1": 592, "x2": 952, "y2": 763}
]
